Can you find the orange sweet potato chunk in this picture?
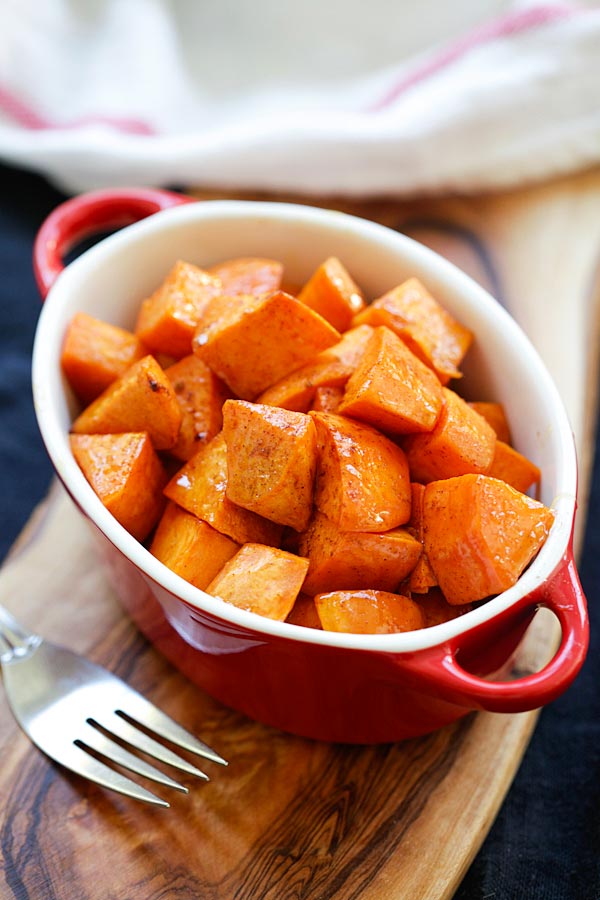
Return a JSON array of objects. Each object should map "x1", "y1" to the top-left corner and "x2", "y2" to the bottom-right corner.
[
  {"x1": 403, "y1": 388, "x2": 496, "y2": 483},
  {"x1": 61, "y1": 312, "x2": 148, "y2": 404},
  {"x1": 314, "y1": 589, "x2": 425, "y2": 634},
  {"x1": 135, "y1": 261, "x2": 223, "y2": 358},
  {"x1": 488, "y1": 440, "x2": 541, "y2": 494},
  {"x1": 311, "y1": 385, "x2": 344, "y2": 413},
  {"x1": 423, "y1": 474, "x2": 554, "y2": 605},
  {"x1": 406, "y1": 482, "x2": 438, "y2": 593},
  {"x1": 206, "y1": 257, "x2": 283, "y2": 295},
  {"x1": 150, "y1": 501, "x2": 239, "y2": 589},
  {"x1": 222, "y1": 400, "x2": 317, "y2": 531},
  {"x1": 319, "y1": 324, "x2": 376, "y2": 366},
  {"x1": 164, "y1": 433, "x2": 283, "y2": 546},
  {"x1": 338, "y1": 326, "x2": 444, "y2": 435},
  {"x1": 353, "y1": 277, "x2": 473, "y2": 383},
  {"x1": 256, "y1": 324, "x2": 374, "y2": 412},
  {"x1": 70, "y1": 432, "x2": 167, "y2": 542},
  {"x1": 310, "y1": 412, "x2": 411, "y2": 532},
  {"x1": 415, "y1": 588, "x2": 472, "y2": 627},
  {"x1": 286, "y1": 593, "x2": 323, "y2": 629},
  {"x1": 206, "y1": 543, "x2": 309, "y2": 621},
  {"x1": 71, "y1": 355, "x2": 182, "y2": 451},
  {"x1": 165, "y1": 354, "x2": 231, "y2": 460},
  {"x1": 468, "y1": 401, "x2": 512, "y2": 444},
  {"x1": 192, "y1": 290, "x2": 340, "y2": 399},
  {"x1": 255, "y1": 360, "x2": 352, "y2": 412},
  {"x1": 297, "y1": 257, "x2": 365, "y2": 332},
  {"x1": 299, "y1": 511, "x2": 421, "y2": 595}
]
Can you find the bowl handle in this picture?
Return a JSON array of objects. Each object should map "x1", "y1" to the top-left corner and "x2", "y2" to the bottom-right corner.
[
  {"x1": 408, "y1": 547, "x2": 588, "y2": 714},
  {"x1": 33, "y1": 187, "x2": 193, "y2": 299}
]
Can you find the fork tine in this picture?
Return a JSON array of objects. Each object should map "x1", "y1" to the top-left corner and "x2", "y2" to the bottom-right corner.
[
  {"x1": 90, "y1": 714, "x2": 209, "y2": 780},
  {"x1": 54, "y1": 742, "x2": 171, "y2": 807},
  {"x1": 78, "y1": 722, "x2": 189, "y2": 793},
  {"x1": 115, "y1": 692, "x2": 228, "y2": 766}
]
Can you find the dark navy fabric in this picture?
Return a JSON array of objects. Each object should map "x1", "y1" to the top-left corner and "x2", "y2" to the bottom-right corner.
[{"x1": 0, "y1": 163, "x2": 597, "y2": 899}]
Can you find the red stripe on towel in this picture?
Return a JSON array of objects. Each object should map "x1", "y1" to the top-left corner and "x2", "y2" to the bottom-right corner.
[{"x1": 368, "y1": 4, "x2": 577, "y2": 112}]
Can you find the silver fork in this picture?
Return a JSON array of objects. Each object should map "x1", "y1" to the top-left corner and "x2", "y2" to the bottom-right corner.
[{"x1": 0, "y1": 604, "x2": 227, "y2": 807}]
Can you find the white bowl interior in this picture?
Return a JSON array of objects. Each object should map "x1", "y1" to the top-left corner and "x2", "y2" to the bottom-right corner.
[{"x1": 32, "y1": 200, "x2": 578, "y2": 652}]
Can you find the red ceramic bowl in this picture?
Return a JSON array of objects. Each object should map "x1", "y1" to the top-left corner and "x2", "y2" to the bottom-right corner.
[{"x1": 31, "y1": 187, "x2": 589, "y2": 744}]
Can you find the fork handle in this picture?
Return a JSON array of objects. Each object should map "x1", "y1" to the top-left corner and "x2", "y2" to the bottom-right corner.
[{"x1": 0, "y1": 605, "x2": 41, "y2": 664}]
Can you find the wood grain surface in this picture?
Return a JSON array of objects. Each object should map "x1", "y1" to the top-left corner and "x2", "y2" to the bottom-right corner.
[{"x1": 1, "y1": 168, "x2": 599, "y2": 900}]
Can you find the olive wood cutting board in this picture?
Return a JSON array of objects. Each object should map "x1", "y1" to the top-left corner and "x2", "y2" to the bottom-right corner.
[{"x1": 1, "y1": 168, "x2": 600, "y2": 900}]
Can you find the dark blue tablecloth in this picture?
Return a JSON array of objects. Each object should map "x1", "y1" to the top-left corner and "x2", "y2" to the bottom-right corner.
[{"x1": 1, "y1": 162, "x2": 598, "y2": 899}]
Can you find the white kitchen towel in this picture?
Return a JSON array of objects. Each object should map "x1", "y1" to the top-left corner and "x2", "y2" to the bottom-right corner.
[{"x1": 0, "y1": 0, "x2": 599, "y2": 196}]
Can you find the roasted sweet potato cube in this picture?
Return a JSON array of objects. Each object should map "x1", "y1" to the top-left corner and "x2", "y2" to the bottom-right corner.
[
  {"x1": 255, "y1": 360, "x2": 352, "y2": 412},
  {"x1": 311, "y1": 385, "x2": 344, "y2": 413},
  {"x1": 150, "y1": 501, "x2": 239, "y2": 589},
  {"x1": 415, "y1": 588, "x2": 472, "y2": 627},
  {"x1": 297, "y1": 257, "x2": 365, "y2": 331},
  {"x1": 222, "y1": 400, "x2": 317, "y2": 531},
  {"x1": 206, "y1": 543, "x2": 309, "y2": 621},
  {"x1": 468, "y1": 401, "x2": 512, "y2": 444},
  {"x1": 165, "y1": 354, "x2": 231, "y2": 460},
  {"x1": 314, "y1": 590, "x2": 425, "y2": 634},
  {"x1": 406, "y1": 483, "x2": 438, "y2": 593},
  {"x1": 403, "y1": 388, "x2": 496, "y2": 483},
  {"x1": 488, "y1": 440, "x2": 541, "y2": 494},
  {"x1": 285, "y1": 593, "x2": 323, "y2": 629},
  {"x1": 310, "y1": 412, "x2": 411, "y2": 532},
  {"x1": 70, "y1": 432, "x2": 167, "y2": 542},
  {"x1": 256, "y1": 324, "x2": 374, "y2": 411},
  {"x1": 320, "y1": 324, "x2": 376, "y2": 365},
  {"x1": 338, "y1": 326, "x2": 444, "y2": 435},
  {"x1": 298, "y1": 511, "x2": 421, "y2": 595},
  {"x1": 206, "y1": 257, "x2": 283, "y2": 295},
  {"x1": 135, "y1": 261, "x2": 223, "y2": 358},
  {"x1": 423, "y1": 474, "x2": 554, "y2": 604},
  {"x1": 353, "y1": 277, "x2": 473, "y2": 383},
  {"x1": 192, "y1": 290, "x2": 340, "y2": 399},
  {"x1": 71, "y1": 355, "x2": 182, "y2": 451},
  {"x1": 164, "y1": 433, "x2": 283, "y2": 546},
  {"x1": 61, "y1": 312, "x2": 148, "y2": 404}
]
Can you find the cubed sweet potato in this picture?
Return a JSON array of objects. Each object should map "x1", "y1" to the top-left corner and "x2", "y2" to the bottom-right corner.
[
  {"x1": 255, "y1": 360, "x2": 352, "y2": 412},
  {"x1": 414, "y1": 588, "x2": 472, "y2": 627},
  {"x1": 468, "y1": 401, "x2": 512, "y2": 444},
  {"x1": 206, "y1": 543, "x2": 309, "y2": 621},
  {"x1": 163, "y1": 432, "x2": 283, "y2": 545},
  {"x1": 338, "y1": 326, "x2": 444, "y2": 435},
  {"x1": 297, "y1": 257, "x2": 365, "y2": 331},
  {"x1": 320, "y1": 324, "x2": 376, "y2": 366},
  {"x1": 222, "y1": 400, "x2": 317, "y2": 531},
  {"x1": 406, "y1": 482, "x2": 438, "y2": 593},
  {"x1": 488, "y1": 440, "x2": 541, "y2": 494},
  {"x1": 61, "y1": 312, "x2": 148, "y2": 404},
  {"x1": 165, "y1": 354, "x2": 231, "y2": 460},
  {"x1": 70, "y1": 431, "x2": 167, "y2": 541},
  {"x1": 423, "y1": 474, "x2": 554, "y2": 604},
  {"x1": 193, "y1": 290, "x2": 340, "y2": 399},
  {"x1": 314, "y1": 589, "x2": 425, "y2": 634},
  {"x1": 255, "y1": 324, "x2": 375, "y2": 411},
  {"x1": 150, "y1": 502, "x2": 239, "y2": 589},
  {"x1": 403, "y1": 388, "x2": 496, "y2": 483},
  {"x1": 310, "y1": 411, "x2": 412, "y2": 532},
  {"x1": 298, "y1": 510, "x2": 421, "y2": 595},
  {"x1": 206, "y1": 256, "x2": 283, "y2": 295},
  {"x1": 135, "y1": 260, "x2": 223, "y2": 358},
  {"x1": 310, "y1": 385, "x2": 344, "y2": 413},
  {"x1": 285, "y1": 593, "x2": 323, "y2": 629},
  {"x1": 352, "y1": 277, "x2": 473, "y2": 383},
  {"x1": 71, "y1": 355, "x2": 182, "y2": 451}
]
